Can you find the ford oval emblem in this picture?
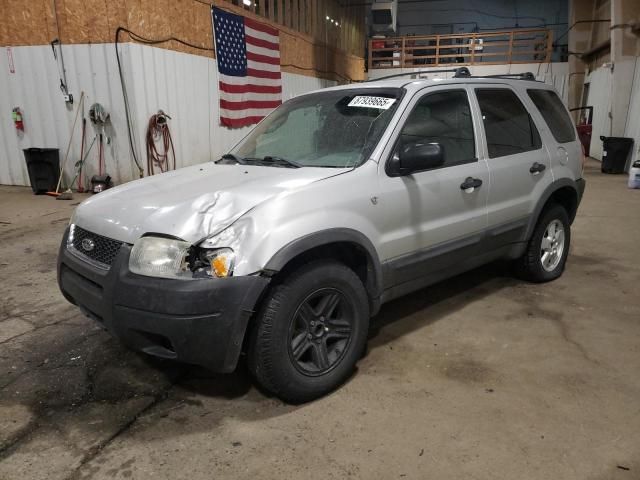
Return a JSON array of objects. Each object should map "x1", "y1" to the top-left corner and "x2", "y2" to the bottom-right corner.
[{"x1": 81, "y1": 238, "x2": 96, "y2": 252}]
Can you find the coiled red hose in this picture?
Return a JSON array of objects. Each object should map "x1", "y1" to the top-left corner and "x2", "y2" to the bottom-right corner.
[{"x1": 146, "y1": 110, "x2": 175, "y2": 175}]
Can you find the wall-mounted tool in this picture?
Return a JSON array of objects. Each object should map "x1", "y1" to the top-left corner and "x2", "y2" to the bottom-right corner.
[
  {"x1": 51, "y1": 39, "x2": 73, "y2": 104},
  {"x1": 77, "y1": 117, "x2": 87, "y2": 193},
  {"x1": 88, "y1": 103, "x2": 112, "y2": 192},
  {"x1": 12, "y1": 107, "x2": 24, "y2": 132},
  {"x1": 89, "y1": 103, "x2": 110, "y2": 126}
]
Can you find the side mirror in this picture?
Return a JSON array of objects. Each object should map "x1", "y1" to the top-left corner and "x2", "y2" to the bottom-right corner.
[{"x1": 394, "y1": 142, "x2": 445, "y2": 176}]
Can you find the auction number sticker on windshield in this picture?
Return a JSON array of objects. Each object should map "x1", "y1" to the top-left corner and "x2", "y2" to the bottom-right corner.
[{"x1": 348, "y1": 96, "x2": 396, "y2": 110}]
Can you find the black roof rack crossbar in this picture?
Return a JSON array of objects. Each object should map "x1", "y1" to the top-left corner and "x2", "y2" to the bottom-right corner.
[{"x1": 366, "y1": 67, "x2": 539, "y2": 83}]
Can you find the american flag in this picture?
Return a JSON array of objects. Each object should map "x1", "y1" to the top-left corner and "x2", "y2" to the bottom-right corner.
[{"x1": 212, "y1": 7, "x2": 282, "y2": 128}]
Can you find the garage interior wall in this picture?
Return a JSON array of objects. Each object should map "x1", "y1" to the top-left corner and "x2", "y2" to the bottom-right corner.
[
  {"x1": 0, "y1": 0, "x2": 366, "y2": 186},
  {"x1": 568, "y1": 0, "x2": 640, "y2": 163}
]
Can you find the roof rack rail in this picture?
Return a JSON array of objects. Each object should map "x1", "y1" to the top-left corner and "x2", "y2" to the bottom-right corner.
[
  {"x1": 366, "y1": 68, "x2": 539, "y2": 83},
  {"x1": 365, "y1": 67, "x2": 471, "y2": 82},
  {"x1": 481, "y1": 72, "x2": 537, "y2": 81}
]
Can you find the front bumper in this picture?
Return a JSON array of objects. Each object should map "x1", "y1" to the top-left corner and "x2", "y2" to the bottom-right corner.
[{"x1": 57, "y1": 227, "x2": 270, "y2": 372}]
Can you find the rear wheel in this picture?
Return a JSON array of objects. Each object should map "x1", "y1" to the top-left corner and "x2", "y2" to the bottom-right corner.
[
  {"x1": 247, "y1": 260, "x2": 369, "y2": 403},
  {"x1": 515, "y1": 203, "x2": 571, "y2": 282}
]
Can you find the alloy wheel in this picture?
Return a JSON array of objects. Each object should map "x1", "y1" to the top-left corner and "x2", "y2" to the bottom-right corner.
[
  {"x1": 288, "y1": 288, "x2": 353, "y2": 376},
  {"x1": 540, "y1": 219, "x2": 565, "y2": 272}
]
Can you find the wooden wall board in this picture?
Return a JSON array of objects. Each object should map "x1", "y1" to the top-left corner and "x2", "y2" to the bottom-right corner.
[{"x1": 1, "y1": 0, "x2": 57, "y2": 45}]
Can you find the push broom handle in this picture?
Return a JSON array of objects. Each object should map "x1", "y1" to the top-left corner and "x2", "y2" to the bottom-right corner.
[{"x1": 55, "y1": 91, "x2": 84, "y2": 193}]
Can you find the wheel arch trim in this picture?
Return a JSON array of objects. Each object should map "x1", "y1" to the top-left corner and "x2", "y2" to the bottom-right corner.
[
  {"x1": 524, "y1": 178, "x2": 580, "y2": 241},
  {"x1": 263, "y1": 228, "x2": 384, "y2": 303}
]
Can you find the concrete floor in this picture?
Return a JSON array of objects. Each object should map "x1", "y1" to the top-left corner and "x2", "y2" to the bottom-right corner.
[{"x1": 0, "y1": 160, "x2": 639, "y2": 480}]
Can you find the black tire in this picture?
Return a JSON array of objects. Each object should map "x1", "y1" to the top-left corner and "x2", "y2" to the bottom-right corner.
[
  {"x1": 247, "y1": 260, "x2": 369, "y2": 403},
  {"x1": 515, "y1": 203, "x2": 571, "y2": 282}
]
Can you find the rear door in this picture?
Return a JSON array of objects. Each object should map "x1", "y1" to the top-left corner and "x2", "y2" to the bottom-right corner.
[
  {"x1": 377, "y1": 86, "x2": 490, "y2": 287},
  {"x1": 472, "y1": 85, "x2": 553, "y2": 246},
  {"x1": 526, "y1": 88, "x2": 582, "y2": 181}
]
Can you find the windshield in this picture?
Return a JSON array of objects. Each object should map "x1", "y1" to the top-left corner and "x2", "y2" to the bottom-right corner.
[{"x1": 230, "y1": 88, "x2": 403, "y2": 168}]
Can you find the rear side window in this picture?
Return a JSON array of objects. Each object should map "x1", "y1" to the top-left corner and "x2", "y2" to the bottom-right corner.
[
  {"x1": 527, "y1": 89, "x2": 576, "y2": 143},
  {"x1": 398, "y1": 90, "x2": 476, "y2": 167},
  {"x1": 476, "y1": 89, "x2": 541, "y2": 158}
]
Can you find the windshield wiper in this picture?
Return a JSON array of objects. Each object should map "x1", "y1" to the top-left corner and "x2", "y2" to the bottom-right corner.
[
  {"x1": 260, "y1": 156, "x2": 303, "y2": 168},
  {"x1": 215, "y1": 153, "x2": 247, "y2": 165}
]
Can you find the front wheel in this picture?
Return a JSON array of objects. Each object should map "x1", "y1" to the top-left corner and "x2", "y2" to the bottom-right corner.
[
  {"x1": 515, "y1": 203, "x2": 571, "y2": 282},
  {"x1": 247, "y1": 260, "x2": 369, "y2": 403}
]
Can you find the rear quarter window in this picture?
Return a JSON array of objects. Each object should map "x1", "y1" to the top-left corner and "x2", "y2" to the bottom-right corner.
[
  {"x1": 475, "y1": 88, "x2": 542, "y2": 159},
  {"x1": 527, "y1": 89, "x2": 576, "y2": 144}
]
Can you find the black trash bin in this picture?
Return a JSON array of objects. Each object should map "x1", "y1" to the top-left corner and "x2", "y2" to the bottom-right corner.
[
  {"x1": 600, "y1": 136, "x2": 634, "y2": 174},
  {"x1": 23, "y1": 148, "x2": 60, "y2": 194}
]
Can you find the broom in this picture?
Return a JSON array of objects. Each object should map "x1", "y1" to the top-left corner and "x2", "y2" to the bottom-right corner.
[
  {"x1": 47, "y1": 91, "x2": 84, "y2": 197},
  {"x1": 57, "y1": 135, "x2": 96, "y2": 200}
]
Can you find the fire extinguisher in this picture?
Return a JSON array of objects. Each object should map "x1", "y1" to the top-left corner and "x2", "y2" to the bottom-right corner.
[{"x1": 12, "y1": 108, "x2": 24, "y2": 132}]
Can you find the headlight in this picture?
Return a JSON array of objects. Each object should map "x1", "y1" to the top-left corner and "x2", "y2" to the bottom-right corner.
[
  {"x1": 129, "y1": 236, "x2": 191, "y2": 280},
  {"x1": 193, "y1": 248, "x2": 235, "y2": 278},
  {"x1": 129, "y1": 236, "x2": 236, "y2": 280},
  {"x1": 195, "y1": 219, "x2": 249, "y2": 277},
  {"x1": 67, "y1": 223, "x2": 76, "y2": 248}
]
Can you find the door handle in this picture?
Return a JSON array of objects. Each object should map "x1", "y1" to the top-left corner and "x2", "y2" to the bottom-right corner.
[
  {"x1": 460, "y1": 177, "x2": 483, "y2": 192},
  {"x1": 530, "y1": 162, "x2": 547, "y2": 175}
]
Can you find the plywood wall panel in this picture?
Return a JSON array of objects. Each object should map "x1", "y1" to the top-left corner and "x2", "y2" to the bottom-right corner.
[
  {"x1": 58, "y1": 0, "x2": 90, "y2": 44},
  {"x1": 2, "y1": 0, "x2": 54, "y2": 45}
]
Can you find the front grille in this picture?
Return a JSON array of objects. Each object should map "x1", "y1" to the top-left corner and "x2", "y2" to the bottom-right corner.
[{"x1": 70, "y1": 225, "x2": 123, "y2": 267}]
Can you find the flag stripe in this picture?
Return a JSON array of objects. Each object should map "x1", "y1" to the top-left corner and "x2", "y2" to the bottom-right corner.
[
  {"x1": 220, "y1": 99, "x2": 282, "y2": 110},
  {"x1": 245, "y1": 17, "x2": 279, "y2": 36},
  {"x1": 245, "y1": 35, "x2": 279, "y2": 52},
  {"x1": 246, "y1": 51, "x2": 280, "y2": 65},
  {"x1": 220, "y1": 107, "x2": 276, "y2": 119},
  {"x1": 245, "y1": 43, "x2": 280, "y2": 59},
  {"x1": 247, "y1": 59, "x2": 280, "y2": 73},
  {"x1": 219, "y1": 82, "x2": 282, "y2": 94},
  {"x1": 245, "y1": 26, "x2": 280, "y2": 45},
  {"x1": 220, "y1": 92, "x2": 282, "y2": 102},
  {"x1": 246, "y1": 68, "x2": 281, "y2": 79},
  {"x1": 219, "y1": 74, "x2": 281, "y2": 87},
  {"x1": 221, "y1": 116, "x2": 267, "y2": 128}
]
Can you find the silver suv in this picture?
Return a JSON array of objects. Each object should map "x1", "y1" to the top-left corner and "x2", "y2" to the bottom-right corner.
[{"x1": 58, "y1": 71, "x2": 585, "y2": 403}]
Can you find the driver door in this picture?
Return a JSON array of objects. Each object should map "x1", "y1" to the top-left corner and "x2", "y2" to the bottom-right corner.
[{"x1": 377, "y1": 86, "x2": 490, "y2": 288}]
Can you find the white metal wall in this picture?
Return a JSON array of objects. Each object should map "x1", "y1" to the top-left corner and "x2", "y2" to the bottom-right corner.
[
  {"x1": 585, "y1": 66, "x2": 613, "y2": 161},
  {"x1": 0, "y1": 44, "x2": 336, "y2": 187},
  {"x1": 623, "y1": 58, "x2": 640, "y2": 168}
]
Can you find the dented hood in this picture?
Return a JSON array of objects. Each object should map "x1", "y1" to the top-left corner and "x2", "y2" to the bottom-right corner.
[{"x1": 72, "y1": 163, "x2": 342, "y2": 245}]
